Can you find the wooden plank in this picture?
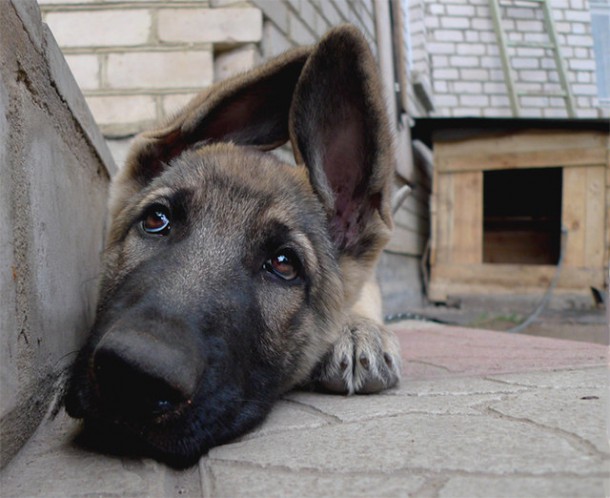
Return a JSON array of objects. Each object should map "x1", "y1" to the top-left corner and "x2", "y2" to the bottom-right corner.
[
  {"x1": 584, "y1": 166, "x2": 606, "y2": 268},
  {"x1": 434, "y1": 130, "x2": 608, "y2": 173},
  {"x1": 562, "y1": 167, "x2": 587, "y2": 268},
  {"x1": 434, "y1": 172, "x2": 453, "y2": 265},
  {"x1": 435, "y1": 130, "x2": 606, "y2": 157},
  {"x1": 437, "y1": 147, "x2": 607, "y2": 173},
  {"x1": 431, "y1": 263, "x2": 604, "y2": 290},
  {"x1": 451, "y1": 172, "x2": 483, "y2": 264}
]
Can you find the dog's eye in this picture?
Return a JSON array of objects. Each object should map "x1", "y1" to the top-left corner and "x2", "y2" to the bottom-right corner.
[
  {"x1": 263, "y1": 249, "x2": 302, "y2": 281},
  {"x1": 141, "y1": 205, "x2": 171, "y2": 235}
]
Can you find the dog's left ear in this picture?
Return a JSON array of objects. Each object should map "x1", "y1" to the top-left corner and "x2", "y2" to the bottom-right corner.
[
  {"x1": 289, "y1": 25, "x2": 394, "y2": 257},
  {"x1": 109, "y1": 46, "x2": 311, "y2": 221}
]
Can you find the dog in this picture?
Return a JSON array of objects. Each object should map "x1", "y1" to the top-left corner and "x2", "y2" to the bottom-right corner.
[{"x1": 65, "y1": 25, "x2": 401, "y2": 468}]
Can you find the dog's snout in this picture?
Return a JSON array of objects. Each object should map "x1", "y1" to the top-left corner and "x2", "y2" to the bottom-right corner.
[{"x1": 92, "y1": 326, "x2": 203, "y2": 420}]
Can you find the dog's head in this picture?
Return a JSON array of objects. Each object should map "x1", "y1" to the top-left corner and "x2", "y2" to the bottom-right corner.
[{"x1": 65, "y1": 25, "x2": 393, "y2": 467}]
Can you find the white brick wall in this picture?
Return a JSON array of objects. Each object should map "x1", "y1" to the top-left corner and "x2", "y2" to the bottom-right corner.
[
  {"x1": 407, "y1": 0, "x2": 605, "y2": 118},
  {"x1": 40, "y1": 0, "x2": 378, "y2": 144},
  {"x1": 39, "y1": 1, "x2": 263, "y2": 138},
  {"x1": 251, "y1": 0, "x2": 377, "y2": 60}
]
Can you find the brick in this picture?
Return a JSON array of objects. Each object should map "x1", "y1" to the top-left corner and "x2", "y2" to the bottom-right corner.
[
  {"x1": 569, "y1": 59, "x2": 596, "y2": 71},
  {"x1": 44, "y1": 10, "x2": 151, "y2": 48},
  {"x1": 161, "y1": 93, "x2": 199, "y2": 117},
  {"x1": 318, "y1": 0, "x2": 342, "y2": 26},
  {"x1": 483, "y1": 107, "x2": 511, "y2": 117},
  {"x1": 86, "y1": 95, "x2": 157, "y2": 128},
  {"x1": 446, "y1": 5, "x2": 475, "y2": 17},
  {"x1": 261, "y1": 21, "x2": 294, "y2": 59},
  {"x1": 519, "y1": 70, "x2": 548, "y2": 82},
  {"x1": 511, "y1": 57, "x2": 539, "y2": 69},
  {"x1": 449, "y1": 56, "x2": 479, "y2": 68},
  {"x1": 472, "y1": 17, "x2": 493, "y2": 31},
  {"x1": 428, "y1": 42, "x2": 456, "y2": 55},
  {"x1": 432, "y1": 55, "x2": 449, "y2": 67},
  {"x1": 434, "y1": 30, "x2": 464, "y2": 42},
  {"x1": 210, "y1": 0, "x2": 251, "y2": 5},
  {"x1": 460, "y1": 68, "x2": 489, "y2": 80},
  {"x1": 465, "y1": 31, "x2": 480, "y2": 43},
  {"x1": 299, "y1": 0, "x2": 317, "y2": 30},
  {"x1": 460, "y1": 94, "x2": 489, "y2": 107},
  {"x1": 440, "y1": 17, "x2": 470, "y2": 29},
  {"x1": 158, "y1": 8, "x2": 262, "y2": 44},
  {"x1": 457, "y1": 44, "x2": 485, "y2": 56},
  {"x1": 64, "y1": 54, "x2": 99, "y2": 91},
  {"x1": 38, "y1": 0, "x2": 96, "y2": 3},
  {"x1": 428, "y1": 4, "x2": 445, "y2": 15},
  {"x1": 572, "y1": 84, "x2": 599, "y2": 96},
  {"x1": 435, "y1": 95, "x2": 458, "y2": 107},
  {"x1": 516, "y1": 20, "x2": 544, "y2": 32},
  {"x1": 521, "y1": 96, "x2": 549, "y2": 107},
  {"x1": 214, "y1": 44, "x2": 260, "y2": 82},
  {"x1": 107, "y1": 51, "x2": 213, "y2": 90},
  {"x1": 331, "y1": 0, "x2": 351, "y2": 19},
  {"x1": 424, "y1": 16, "x2": 440, "y2": 29},
  {"x1": 434, "y1": 68, "x2": 459, "y2": 80},
  {"x1": 288, "y1": 12, "x2": 316, "y2": 45},
  {"x1": 453, "y1": 81, "x2": 483, "y2": 94},
  {"x1": 566, "y1": 34, "x2": 593, "y2": 47},
  {"x1": 490, "y1": 95, "x2": 510, "y2": 107},
  {"x1": 434, "y1": 80, "x2": 448, "y2": 93},
  {"x1": 251, "y1": 0, "x2": 289, "y2": 32}
]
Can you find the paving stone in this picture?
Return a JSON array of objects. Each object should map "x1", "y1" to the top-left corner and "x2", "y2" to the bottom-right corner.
[
  {"x1": 440, "y1": 476, "x2": 609, "y2": 498},
  {"x1": 488, "y1": 366, "x2": 607, "y2": 389},
  {"x1": 0, "y1": 411, "x2": 168, "y2": 497},
  {"x1": 209, "y1": 412, "x2": 602, "y2": 475},
  {"x1": 205, "y1": 461, "x2": 425, "y2": 497},
  {"x1": 488, "y1": 386, "x2": 609, "y2": 455},
  {"x1": 395, "y1": 326, "x2": 607, "y2": 379},
  {"x1": 285, "y1": 389, "x2": 517, "y2": 422},
  {"x1": 238, "y1": 400, "x2": 332, "y2": 441}
]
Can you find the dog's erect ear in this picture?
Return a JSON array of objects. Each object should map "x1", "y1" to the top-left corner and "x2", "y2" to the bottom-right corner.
[
  {"x1": 289, "y1": 25, "x2": 394, "y2": 257},
  {"x1": 111, "y1": 47, "x2": 311, "y2": 216}
]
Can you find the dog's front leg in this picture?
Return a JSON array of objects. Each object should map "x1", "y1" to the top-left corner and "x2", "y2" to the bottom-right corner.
[{"x1": 313, "y1": 275, "x2": 402, "y2": 394}]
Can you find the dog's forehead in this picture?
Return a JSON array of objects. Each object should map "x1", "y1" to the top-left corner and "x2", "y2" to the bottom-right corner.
[
  {"x1": 134, "y1": 144, "x2": 323, "y2": 241},
  {"x1": 164, "y1": 146, "x2": 313, "y2": 211}
]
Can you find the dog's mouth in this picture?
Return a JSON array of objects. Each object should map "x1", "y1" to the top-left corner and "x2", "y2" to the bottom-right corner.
[{"x1": 65, "y1": 353, "x2": 279, "y2": 468}]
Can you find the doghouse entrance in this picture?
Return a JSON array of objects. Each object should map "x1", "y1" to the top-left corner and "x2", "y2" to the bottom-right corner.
[{"x1": 483, "y1": 167, "x2": 562, "y2": 265}]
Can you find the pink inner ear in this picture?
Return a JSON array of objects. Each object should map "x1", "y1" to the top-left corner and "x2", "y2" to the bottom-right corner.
[{"x1": 322, "y1": 118, "x2": 369, "y2": 249}]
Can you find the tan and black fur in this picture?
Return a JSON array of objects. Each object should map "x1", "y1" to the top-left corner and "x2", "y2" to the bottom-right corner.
[{"x1": 65, "y1": 25, "x2": 401, "y2": 467}]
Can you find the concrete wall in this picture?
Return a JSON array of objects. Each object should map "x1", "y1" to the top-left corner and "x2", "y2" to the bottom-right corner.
[
  {"x1": 0, "y1": 0, "x2": 115, "y2": 468},
  {"x1": 408, "y1": 0, "x2": 605, "y2": 118}
]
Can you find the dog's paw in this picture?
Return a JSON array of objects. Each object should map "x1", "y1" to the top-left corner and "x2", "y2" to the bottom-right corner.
[{"x1": 313, "y1": 317, "x2": 401, "y2": 394}]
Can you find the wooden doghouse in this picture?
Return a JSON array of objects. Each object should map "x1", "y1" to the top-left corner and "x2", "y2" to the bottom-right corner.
[{"x1": 412, "y1": 118, "x2": 609, "y2": 303}]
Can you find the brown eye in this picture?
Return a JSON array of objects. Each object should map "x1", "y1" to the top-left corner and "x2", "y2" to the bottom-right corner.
[
  {"x1": 141, "y1": 205, "x2": 171, "y2": 235},
  {"x1": 263, "y1": 249, "x2": 302, "y2": 281}
]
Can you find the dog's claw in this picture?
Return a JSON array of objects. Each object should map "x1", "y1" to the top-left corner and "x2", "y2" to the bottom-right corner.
[
  {"x1": 359, "y1": 353, "x2": 370, "y2": 370},
  {"x1": 383, "y1": 352, "x2": 392, "y2": 366},
  {"x1": 313, "y1": 316, "x2": 401, "y2": 394}
]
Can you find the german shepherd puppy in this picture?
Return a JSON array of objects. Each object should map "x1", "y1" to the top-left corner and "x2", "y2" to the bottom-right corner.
[{"x1": 65, "y1": 25, "x2": 401, "y2": 468}]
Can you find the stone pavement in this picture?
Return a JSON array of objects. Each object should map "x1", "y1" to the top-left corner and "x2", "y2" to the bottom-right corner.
[{"x1": 1, "y1": 321, "x2": 608, "y2": 498}]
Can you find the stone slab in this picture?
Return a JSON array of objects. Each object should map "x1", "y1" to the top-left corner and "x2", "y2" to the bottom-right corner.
[
  {"x1": 2, "y1": 324, "x2": 608, "y2": 497},
  {"x1": 395, "y1": 323, "x2": 607, "y2": 380}
]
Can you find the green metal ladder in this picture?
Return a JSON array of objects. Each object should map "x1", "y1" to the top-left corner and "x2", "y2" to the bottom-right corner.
[{"x1": 488, "y1": 0, "x2": 577, "y2": 117}]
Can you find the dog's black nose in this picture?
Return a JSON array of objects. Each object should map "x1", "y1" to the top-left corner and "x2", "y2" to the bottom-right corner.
[{"x1": 92, "y1": 327, "x2": 203, "y2": 420}]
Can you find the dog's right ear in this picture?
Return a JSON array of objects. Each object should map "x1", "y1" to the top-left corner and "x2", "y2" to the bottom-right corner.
[{"x1": 110, "y1": 47, "x2": 311, "y2": 217}]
